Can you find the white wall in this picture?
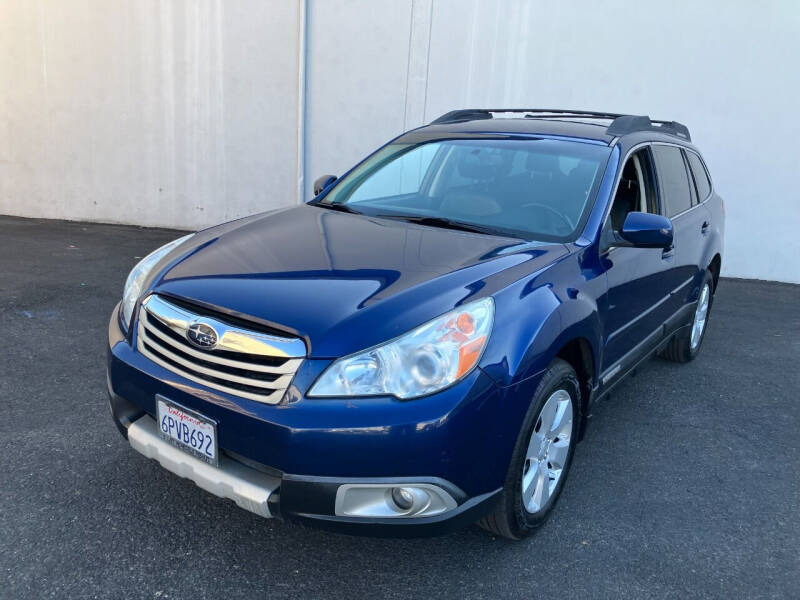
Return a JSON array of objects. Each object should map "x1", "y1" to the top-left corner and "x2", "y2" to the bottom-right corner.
[
  {"x1": 1, "y1": 0, "x2": 799, "y2": 282},
  {"x1": 0, "y1": 0, "x2": 301, "y2": 230}
]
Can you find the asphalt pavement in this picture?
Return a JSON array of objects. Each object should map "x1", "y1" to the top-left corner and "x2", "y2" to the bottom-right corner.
[{"x1": 1, "y1": 215, "x2": 798, "y2": 599}]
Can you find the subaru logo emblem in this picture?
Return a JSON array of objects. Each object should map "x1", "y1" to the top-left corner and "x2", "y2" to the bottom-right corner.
[{"x1": 186, "y1": 322, "x2": 218, "y2": 349}]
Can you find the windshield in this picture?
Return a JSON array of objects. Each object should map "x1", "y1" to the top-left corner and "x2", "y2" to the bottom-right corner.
[{"x1": 316, "y1": 138, "x2": 611, "y2": 241}]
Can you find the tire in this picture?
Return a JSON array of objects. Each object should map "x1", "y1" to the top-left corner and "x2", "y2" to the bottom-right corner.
[
  {"x1": 661, "y1": 270, "x2": 714, "y2": 363},
  {"x1": 478, "y1": 359, "x2": 581, "y2": 540}
]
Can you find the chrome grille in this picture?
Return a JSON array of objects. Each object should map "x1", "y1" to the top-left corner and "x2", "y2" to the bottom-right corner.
[{"x1": 137, "y1": 294, "x2": 306, "y2": 404}]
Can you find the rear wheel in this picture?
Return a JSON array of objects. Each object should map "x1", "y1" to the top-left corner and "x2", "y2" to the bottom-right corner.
[
  {"x1": 478, "y1": 359, "x2": 581, "y2": 540},
  {"x1": 661, "y1": 270, "x2": 714, "y2": 363}
]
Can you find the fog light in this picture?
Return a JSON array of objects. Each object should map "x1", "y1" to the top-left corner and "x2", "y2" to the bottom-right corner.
[
  {"x1": 391, "y1": 487, "x2": 415, "y2": 511},
  {"x1": 334, "y1": 483, "x2": 458, "y2": 518}
]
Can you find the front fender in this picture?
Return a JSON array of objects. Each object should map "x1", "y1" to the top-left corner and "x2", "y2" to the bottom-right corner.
[
  {"x1": 476, "y1": 261, "x2": 604, "y2": 479},
  {"x1": 480, "y1": 256, "x2": 603, "y2": 390},
  {"x1": 480, "y1": 282, "x2": 562, "y2": 387}
]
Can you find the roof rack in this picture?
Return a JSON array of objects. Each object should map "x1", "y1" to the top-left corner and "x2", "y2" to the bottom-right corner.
[{"x1": 430, "y1": 109, "x2": 691, "y2": 141}]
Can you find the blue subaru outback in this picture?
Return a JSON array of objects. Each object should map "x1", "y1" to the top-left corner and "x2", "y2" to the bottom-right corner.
[{"x1": 107, "y1": 109, "x2": 724, "y2": 539}]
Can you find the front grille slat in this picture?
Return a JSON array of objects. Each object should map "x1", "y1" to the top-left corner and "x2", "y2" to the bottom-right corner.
[
  {"x1": 141, "y1": 333, "x2": 294, "y2": 390},
  {"x1": 141, "y1": 311, "x2": 301, "y2": 375},
  {"x1": 141, "y1": 343, "x2": 285, "y2": 404},
  {"x1": 136, "y1": 294, "x2": 306, "y2": 404}
]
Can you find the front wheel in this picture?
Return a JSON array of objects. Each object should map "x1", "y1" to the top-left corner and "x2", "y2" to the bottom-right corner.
[
  {"x1": 478, "y1": 359, "x2": 581, "y2": 540},
  {"x1": 661, "y1": 270, "x2": 714, "y2": 363}
]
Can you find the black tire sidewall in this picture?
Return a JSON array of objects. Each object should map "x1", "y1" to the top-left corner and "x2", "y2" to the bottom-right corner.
[{"x1": 505, "y1": 360, "x2": 581, "y2": 536}]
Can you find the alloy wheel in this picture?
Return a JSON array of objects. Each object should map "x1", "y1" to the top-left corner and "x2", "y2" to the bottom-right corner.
[
  {"x1": 521, "y1": 389, "x2": 574, "y2": 514},
  {"x1": 691, "y1": 283, "x2": 710, "y2": 350}
]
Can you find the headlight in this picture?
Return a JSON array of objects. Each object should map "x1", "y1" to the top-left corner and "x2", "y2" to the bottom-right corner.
[
  {"x1": 308, "y1": 297, "x2": 494, "y2": 399},
  {"x1": 121, "y1": 234, "x2": 194, "y2": 328}
]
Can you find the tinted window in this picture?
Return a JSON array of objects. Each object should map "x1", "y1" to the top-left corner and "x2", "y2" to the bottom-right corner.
[
  {"x1": 319, "y1": 138, "x2": 610, "y2": 242},
  {"x1": 653, "y1": 146, "x2": 692, "y2": 217},
  {"x1": 685, "y1": 151, "x2": 711, "y2": 201}
]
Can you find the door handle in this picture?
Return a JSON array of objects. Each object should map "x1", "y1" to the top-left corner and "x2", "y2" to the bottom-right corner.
[{"x1": 701, "y1": 221, "x2": 710, "y2": 234}]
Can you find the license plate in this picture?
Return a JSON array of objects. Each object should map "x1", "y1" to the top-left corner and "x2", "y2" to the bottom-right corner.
[{"x1": 156, "y1": 396, "x2": 218, "y2": 467}]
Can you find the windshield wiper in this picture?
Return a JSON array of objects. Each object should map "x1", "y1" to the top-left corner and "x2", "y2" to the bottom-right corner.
[
  {"x1": 314, "y1": 205, "x2": 502, "y2": 236},
  {"x1": 374, "y1": 214, "x2": 499, "y2": 236},
  {"x1": 312, "y1": 202, "x2": 363, "y2": 215}
]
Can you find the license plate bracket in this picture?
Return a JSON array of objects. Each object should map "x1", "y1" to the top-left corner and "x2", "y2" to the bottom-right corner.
[{"x1": 155, "y1": 395, "x2": 219, "y2": 467}]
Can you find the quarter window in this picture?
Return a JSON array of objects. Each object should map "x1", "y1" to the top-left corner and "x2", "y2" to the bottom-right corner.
[
  {"x1": 685, "y1": 151, "x2": 712, "y2": 201},
  {"x1": 653, "y1": 146, "x2": 693, "y2": 217}
]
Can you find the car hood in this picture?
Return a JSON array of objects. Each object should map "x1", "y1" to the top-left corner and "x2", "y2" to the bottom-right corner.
[{"x1": 152, "y1": 205, "x2": 567, "y2": 357}]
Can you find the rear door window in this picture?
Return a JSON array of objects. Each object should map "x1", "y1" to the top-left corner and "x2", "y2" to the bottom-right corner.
[
  {"x1": 685, "y1": 151, "x2": 712, "y2": 201},
  {"x1": 652, "y1": 145, "x2": 693, "y2": 217}
]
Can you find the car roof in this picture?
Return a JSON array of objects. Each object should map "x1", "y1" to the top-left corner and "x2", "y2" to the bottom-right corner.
[
  {"x1": 416, "y1": 117, "x2": 617, "y2": 144},
  {"x1": 403, "y1": 110, "x2": 693, "y2": 148}
]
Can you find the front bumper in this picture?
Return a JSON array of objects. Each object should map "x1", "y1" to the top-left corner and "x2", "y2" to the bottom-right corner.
[
  {"x1": 107, "y1": 303, "x2": 526, "y2": 536},
  {"x1": 123, "y1": 412, "x2": 498, "y2": 536},
  {"x1": 128, "y1": 414, "x2": 279, "y2": 518}
]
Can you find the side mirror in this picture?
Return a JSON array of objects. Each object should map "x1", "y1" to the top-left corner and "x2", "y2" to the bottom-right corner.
[
  {"x1": 618, "y1": 212, "x2": 673, "y2": 249},
  {"x1": 313, "y1": 174, "x2": 337, "y2": 197}
]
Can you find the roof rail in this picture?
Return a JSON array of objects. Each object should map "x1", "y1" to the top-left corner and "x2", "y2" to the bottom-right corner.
[
  {"x1": 430, "y1": 109, "x2": 494, "y2": 124},
  {"x1": 430, "y1": 109, "x2": 691, "y2": 141},
  {"x1": 605, "y1": 115, "x2": 691, "y2": 141},
  {"x1": 430, "y1": 108, "x2": 624, "y2": 124}
]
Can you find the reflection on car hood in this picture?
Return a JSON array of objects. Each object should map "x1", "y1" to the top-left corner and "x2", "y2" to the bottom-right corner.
[{"x1": 153, "y1": 205, "x2": 567, "y2": 357}]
